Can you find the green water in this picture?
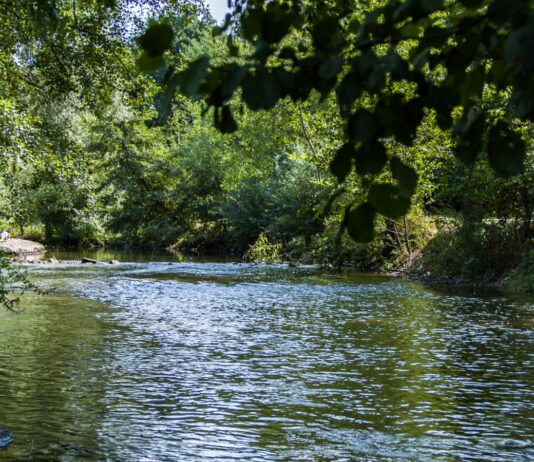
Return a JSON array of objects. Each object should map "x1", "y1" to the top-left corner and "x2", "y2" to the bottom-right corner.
[{"x1": 0, "y1": 253, "x2": 533, "y2": 460}]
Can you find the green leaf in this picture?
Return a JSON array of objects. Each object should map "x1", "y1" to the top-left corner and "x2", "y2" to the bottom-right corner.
[
  {"x1": 394, "y1": 0, "x2": 421, "y2": 22},
  {"x1": 511, "y1": 79, "x2": 534, "y2": 120},
  {"x1": 459, "y1": 0, "x2": 486, "y2": 8},
  {"x1": 505, "y1": 26, "x2": 534, "y2": 70},
  {"x1": 319, "y1": 56, "x2": 343, "y2": 81},
  {"x1": 487, "y1": 122, "x2": 526, "y2": 177},
  {"x1": 242, "y1": 69, "x2": 281, "y2": 110},
  {"x1": 390, "y1": 157, "x2": 418, "y2": 197},
  {"x1": 385, "y1": 52, "x2": 410, "y2": 80},
  {"x1": 345, "y1": 203, "x2": 376, "y2": 243},
  {"x1": 261, "y1": 4, "x2": 293, "y2": 43},
  {"x1": 241, "y1": 8, "x2": 262, "y2": 41},
  {"x1": 278, "y1": 47, "x2": 297, "y2": 61},
  {"x1": 138, "y1": 22, "x2": 174, "y2": 57},
  {"x1": 453, "y1": 112, "x2": 485, "y2": 165},
  {"x1": 227, "y1": 34, "x2": 239, "y2": 56},
  {"x1": 273, "y1": 68, "x2": 294, "y2": 97},
  {"x1": 221, "y1": 65, "x2": 249, "y2": 99},
  {"x1": 348, "y1": 17, "x2": 360, "y2": 34},
  {"x1": 391, "y1": 98, "x2": 424, "y2": 145},
  {"x1": 336, "y1": 72, "x2": 363, "y2": 117},
  {"x1": 354, "y1": 140, "x2": 387, "y2": 175},
  {"x1": 158, "y1": 72, "x2": 181, "y2": 120},
  {"x1": 459, "y1": 68, "x2": 485, "y2": 105},
  {"x1": 312, "y1": 17, "x2": 339, "y2": 51},
  {"x1": 375, "y1": 95, "x2": 423, "y2": 145},
  {"x1": 179, "y1": 57, "x2": 210, "y2": 98},
  {"x1": 411, "y1": 47, "x2": 430, "y2": 70},
  {"x1": 289, "y1": 66, "x2": 313, "y2": 102},
  {"x1": 136, "y1": 53, "x2": 164, "y2": 73},
  {"x1": 348, "y1": 109, "x2": 379, "y2": 144},
  {"x1": 422, "y1": 0, "x2": 444, "y2": 13},
  {"x1": 489, "y1": 60, "x2": 511, "y2": 89},
  {"x1": 330, "y1": 143, "x2": 354, "y2": 182},
  {"x1": 427, "y1": 84, "x2": 455, "y2": 128},
  {"x1": 214, "y1": 106, "x2": 238, "y2": 134},
  {"x1": 357, "y1": 52, "x2": 385, "y2": 92},
  {"x1": 368, "y1": 183, "x2": 411, "y2": 218},
  {"x1": 401, "y1": 22, "x2": 423, "y2": 38},
  {"x1": 322, "y1": 187, "x2": 347, "y2": 217}
]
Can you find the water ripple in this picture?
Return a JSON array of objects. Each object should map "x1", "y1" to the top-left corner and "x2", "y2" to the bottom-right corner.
[{"x1": 0, "y1": 261, "x2": 532, "y2": 461}]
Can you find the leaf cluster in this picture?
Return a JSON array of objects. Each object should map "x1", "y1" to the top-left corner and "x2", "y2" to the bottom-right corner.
[{"x1": 138, "y1": 0, "x2": 533, "y2": 241}]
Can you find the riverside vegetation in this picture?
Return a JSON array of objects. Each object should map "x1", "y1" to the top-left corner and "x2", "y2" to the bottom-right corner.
[{"x1": 0, "y1": 0, "x2": 533, "y2": 303}]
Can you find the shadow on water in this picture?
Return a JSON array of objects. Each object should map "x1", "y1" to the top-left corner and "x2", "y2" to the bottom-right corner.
[
  {"x1": 1, "y1": 253, "x2": 533, "y2": 461},
  {"x1": 0, "y1": 292, "x2": 110, "y2": 460}
]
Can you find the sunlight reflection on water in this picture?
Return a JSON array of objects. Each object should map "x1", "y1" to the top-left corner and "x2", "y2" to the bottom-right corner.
[{"x1": 0, "y1": 258, "x2": 533, "y2": 461}]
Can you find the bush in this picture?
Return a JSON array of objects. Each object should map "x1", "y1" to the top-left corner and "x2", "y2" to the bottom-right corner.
[
  {"x1": 303, "y1": 217, "x2": 384, "y2": 269},
  {"x1": 246, "y1": 233, "x2": 282, "y2": 263},
  {"x1": 19, "y1": 224, "x2": 45, "y2": 242},
  {"x1": 503, "y1": 245, "x2": 534, "y2": 294},
  {"x1": 223, "y1": 158, "x2": 327, "y2": 255},
  {"x1": 35, "y1": 184, "x2": 105, "y2": 246},
  {"x1": 0, "y1": 257, "x2": 35, "y2": 312},
  {"x1": 420, "y1": 221, "x2": 526, "y2": 281}
]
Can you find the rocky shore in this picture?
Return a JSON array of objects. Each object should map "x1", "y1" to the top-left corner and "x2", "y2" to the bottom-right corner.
[{"x1": 0, "y1": 238, "x2": 45, "y2": 256}]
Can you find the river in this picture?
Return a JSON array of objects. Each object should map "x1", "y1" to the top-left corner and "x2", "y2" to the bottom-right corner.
[{"x1": 0, "y1": 250, "x2": 533, "y2": 461}]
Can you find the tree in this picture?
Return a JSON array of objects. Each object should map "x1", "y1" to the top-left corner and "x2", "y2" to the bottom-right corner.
[{"x1": 138, "y1": 0, "x2": 533, "y2": 241}]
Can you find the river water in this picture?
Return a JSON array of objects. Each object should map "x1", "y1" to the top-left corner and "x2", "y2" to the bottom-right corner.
[{"x1": 0, "y1": 251, "x2": 533, "y2": 461}]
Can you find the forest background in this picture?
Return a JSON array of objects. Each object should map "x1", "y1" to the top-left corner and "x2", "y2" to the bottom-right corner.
[{"x1": 0, "y1": 0, "x2": 532, "y2": 295}]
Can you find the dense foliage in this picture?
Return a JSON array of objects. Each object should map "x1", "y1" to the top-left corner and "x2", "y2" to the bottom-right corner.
[
  {"x1": 151, "y1": 0, "x2": 533, "y2": 241},
  {"x1": 0, "y1": 0, "x2": 532, "y2": 307}
]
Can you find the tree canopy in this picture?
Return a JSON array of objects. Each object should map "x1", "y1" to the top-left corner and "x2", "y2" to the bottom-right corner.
[
  {"x1": 0, "y1": 1, "x2": 532, "y2": 301},
  {"x1": 135, "y1": 0, "x2": 533, "y2": 241}
]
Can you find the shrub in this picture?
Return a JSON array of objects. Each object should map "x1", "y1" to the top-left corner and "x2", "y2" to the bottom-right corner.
[
  {"x1": 246, "y1": 233, "x2": 282, "y2": 263},
  {"x1": 503, "y1": 245, "x2": 534, "y2": 294},
  {"x1": 420, "y1": 221, "x2": 526, "y2": 281}
]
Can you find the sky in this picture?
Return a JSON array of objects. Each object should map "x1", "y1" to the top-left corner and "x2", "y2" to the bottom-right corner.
[{"x1": 205, "y1": 0, "x2": 230, "y2": 22}]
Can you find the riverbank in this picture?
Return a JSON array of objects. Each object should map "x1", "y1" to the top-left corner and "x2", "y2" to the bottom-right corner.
[
  {"x1": 8, "y1": 246, "x2": 527, "y2": 297},
  {"x1": 4, "y1": 231, "x2": 531, "y2": 295},
  {"x1": 381, "y1": 255, "x2": 532, "y2": 295}
]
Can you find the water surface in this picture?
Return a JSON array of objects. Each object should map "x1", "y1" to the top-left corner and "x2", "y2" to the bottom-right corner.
[{"x1": 0, "y1": 254, "x2": 533, "y2": 460}]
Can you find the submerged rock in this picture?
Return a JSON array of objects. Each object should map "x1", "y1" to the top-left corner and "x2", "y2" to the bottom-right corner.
[
  {"x1": 0, "y1": 426, "x2": 12, "y2": 449},
  {"x1": 81, "y1": 257, "x2": 97, "y2": 264},
  {"x1": 109, "y1": 259, "x2": 120, "y2": 265}
]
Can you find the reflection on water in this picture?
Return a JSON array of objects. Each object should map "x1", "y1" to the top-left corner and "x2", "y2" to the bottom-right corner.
[{"x1": 0, "y1": 256, "x2": 533, "y2": 461}]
